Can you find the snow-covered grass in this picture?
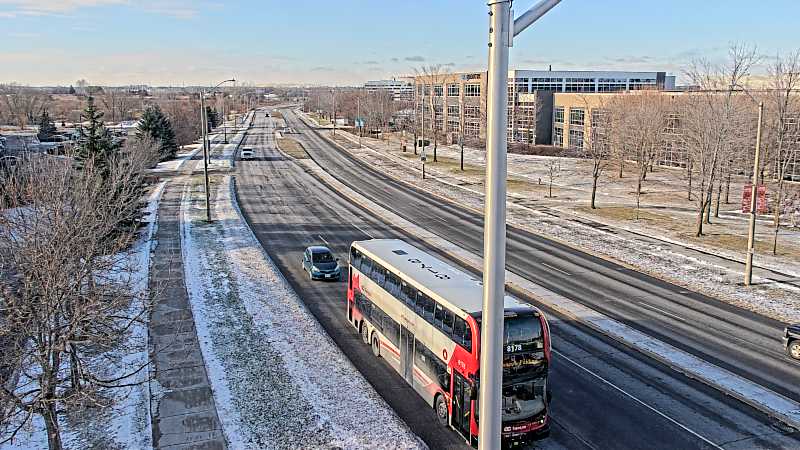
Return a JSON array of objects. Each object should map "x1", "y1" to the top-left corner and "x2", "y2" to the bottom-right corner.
[
  {"x1": 148, "y1": 144, "x2": 203, "y2": 173},
  {"x1": 313, "y1": 121, "x2": 800, "y2": 323},
  {"x1": 180, "y1": 174, "x2": 425, "y2": 449},
  {"x1": 1, "y1": 182, "x2": 165, "y2": 450}
]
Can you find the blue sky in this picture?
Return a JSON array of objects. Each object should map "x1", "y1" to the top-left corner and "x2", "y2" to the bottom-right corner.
[{"x1": 2, "y1": 0, "x2": 800, "y2": 86}]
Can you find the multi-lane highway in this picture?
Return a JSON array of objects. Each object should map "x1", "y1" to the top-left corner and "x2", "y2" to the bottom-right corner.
[
  {"x1": 279, "y1": 109, "x2": 800, "y2": 404},
  {"x1": 233, "y1": 111, "x2": 799, "y2": 449}
]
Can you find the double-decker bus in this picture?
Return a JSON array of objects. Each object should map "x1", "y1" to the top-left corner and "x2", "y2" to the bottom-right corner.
[{"x1": 346, "y1": 239, "x2": 552, "y2": 445}]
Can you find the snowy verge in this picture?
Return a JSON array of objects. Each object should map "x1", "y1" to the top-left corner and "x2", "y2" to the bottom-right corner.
[
  {"x1": 180, "y1": 174, "x2": 425, "y2": 449},
  {"x1": 293, "y1": 157, "x2": 800, "y2": 432},
  {"x1": 0, "y1": 182, "x2": 165, "y2": 450},
  {"x1": 148, "y1": 145, "x2": 203, "y2": 173}
]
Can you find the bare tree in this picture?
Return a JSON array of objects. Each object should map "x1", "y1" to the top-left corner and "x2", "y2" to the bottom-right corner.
[
  {"x1": 546, "y1": 159, "x2": 561, "y2": 198},
  {"x1": 683, "y1": 44, "x2": 758, "y2": 236},
  {"x1": 1, "y1": 84, "x2": 51, "y2": 129},
  {"x1": 608, "y1": 91, "x2": 670, "y2": 219},
  {"x1": 579, "y1": 96, "x2": 612, "y2": 209},
  {"x1": 416, "y1": 65, "x2": 452, "y2": 162},
  {"x1": 0, "y1": 137, "x2": 159, "y2": 450},
  {"x1": 763, "y1": 50, "x2": 800, "y2": 254}
]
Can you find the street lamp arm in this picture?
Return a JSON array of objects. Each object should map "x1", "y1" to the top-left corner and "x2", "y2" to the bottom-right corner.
[{"x1": 512, "y1": 0, "x2": 562, "y2": 37}]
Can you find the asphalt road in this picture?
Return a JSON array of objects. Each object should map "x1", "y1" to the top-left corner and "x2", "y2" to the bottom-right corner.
[
  {"x1": 234, "y1": 112, "x2": 800, "y2": 449},
  {"x1": 280, "y1": 109, "x2": 800, "y2": 406}
]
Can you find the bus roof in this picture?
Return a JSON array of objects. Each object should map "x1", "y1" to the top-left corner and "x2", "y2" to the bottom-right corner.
[{"x1": 353, "y1": 239, "x2": 534, "y2": 316}]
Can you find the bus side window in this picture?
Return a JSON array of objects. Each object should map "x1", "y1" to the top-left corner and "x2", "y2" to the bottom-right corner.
[
  {"x1": 434, "y1": 303, "x2": 446, "y2": 328},
  {"x1": 414, "y1": 290, "x2": 425, "y2": 316},
  {"x1": 386, "y1": 272, "x2": 401, "y2": 296},
  {"x1": 362, "y1": 257, "x2": 373, "y2": 278},
  {"x1": 375, "y1": 264, "x2": 387, "y2": 287},
  {"x1": 442, "y1": 310, "x2": 454, "y2": 336},
  {"x1": 454, "y1": 317, "x2": 467, "y2": 348},
  {"x1": 351, "y1": 247, "x2": 361, "y2": 271},
  {"x1": 421, "y1": 294, "x2": 435, "y2": 323},
  {"x1": 401, "y1": 282, "x2": 416, "y2": 308}
]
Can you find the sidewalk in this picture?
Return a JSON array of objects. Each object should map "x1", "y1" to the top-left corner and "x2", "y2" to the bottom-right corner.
[{"x1": 149, "y1": 183, "x2": 227, "y2": 449}]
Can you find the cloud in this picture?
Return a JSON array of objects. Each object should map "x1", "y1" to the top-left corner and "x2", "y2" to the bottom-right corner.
[
  {"x1": 7, "y1": 31, "x2": 40, "y2": 38},
  {"x1": 310, "y1": 66, "x2": 335, "y2": 72},
  {"x1": 0, "y1": 0, "x2": 201, "y2": 19},
  {"x1": 0, "y1": 0, "x2": 126, "y2": 16},
  {"x1": 390, "y1": 57, "x2": 399, "y2": 63},
  {"x1": 405, "y1": 56, "x2": 425, "y2": 62},
  {"x1": 443, "y1": 62, "x2": 456, "y2": 67},
  {"x1": 363, "y1": 60, "x2": 379, "y2": 65}
]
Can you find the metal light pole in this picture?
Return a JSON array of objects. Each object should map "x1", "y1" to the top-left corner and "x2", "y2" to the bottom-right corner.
[
  {"x1": 200, "y1": 78, "x2": 235, "y2": 222},
  {"x1": 357, "y1": 95, "x2": 362, "y2": 148},
  {"x1": 331, "y1": 89, "x2": 337, "y2": 136},
  {"x1": 744, "y1": 102, "x2": 764, "y2": 286},
  {"x1": 479, "y1": 2, "x2": 561, "y2": 449}
]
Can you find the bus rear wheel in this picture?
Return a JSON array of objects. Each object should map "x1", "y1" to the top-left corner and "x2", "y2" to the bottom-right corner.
[
  {"x1": 372, "y1": 336, "x2": 381, "y2": 357},
  {"x1": 435, "y1": 395, "x2": 449, "y2": 427}
]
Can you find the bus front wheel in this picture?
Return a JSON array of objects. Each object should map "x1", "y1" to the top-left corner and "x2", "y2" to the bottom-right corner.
[
  {"x1": 360, "y1": 323, "x2": 370, "y2": 345},
  {"x1": 435, "y1": 395, "x2": 448, "y2": 427}
]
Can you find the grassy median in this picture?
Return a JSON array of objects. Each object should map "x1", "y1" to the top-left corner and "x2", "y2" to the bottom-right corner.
[{"x1": 277, "y1": 137, "x2": 308, "y2": 159}]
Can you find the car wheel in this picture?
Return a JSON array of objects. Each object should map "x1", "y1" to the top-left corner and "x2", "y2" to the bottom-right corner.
[
  {"x1": 372, "y1": 336, "x2": 381, "y2": 357},
  {"x1": 435, "y1": 395, "x2": 449, "y2": 427},
  {"x1": 790, "y1": 340, "x2": 800, "y2": 360},
  {"x1": 361, "y1": 323, "x2": 370, "y2": 345}
]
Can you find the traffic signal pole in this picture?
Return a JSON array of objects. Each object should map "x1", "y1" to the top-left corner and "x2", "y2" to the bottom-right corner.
[{"x1": 479, "y1": 2, "x2": 561, "y2": 449}]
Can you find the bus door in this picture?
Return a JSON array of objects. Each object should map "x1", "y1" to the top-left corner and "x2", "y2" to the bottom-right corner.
[
  {"x1": 400, "y1": 326, "x2": 414, "y2": 384},
  {"x1": 451, "y1": 372, "x2": 471, "y2": 438}
]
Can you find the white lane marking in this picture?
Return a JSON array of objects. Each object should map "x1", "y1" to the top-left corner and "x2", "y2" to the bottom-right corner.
[
  {"x1": 542, "y1": 262, "x2": 571, "y2": 276},
  {"x1": 318, "y1": 234, "x2": 331, "y2": 248},
  {"x1": 351, "y1": 222, "x2": 374, "y2": 239},
  {"x1": 637, "y1": 302, "x2": 687, "y2": 323},
  {"x1": 554, "y1": 349, "x2": 725, "y2": 450}
]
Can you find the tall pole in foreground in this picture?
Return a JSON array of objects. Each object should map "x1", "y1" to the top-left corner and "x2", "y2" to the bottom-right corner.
[
  {"x1": 479, "y1": 1, "x2": 561, "y2": 449},
  {"x1": 744, "y1": 102, "x2": 764, "y2": 286}
]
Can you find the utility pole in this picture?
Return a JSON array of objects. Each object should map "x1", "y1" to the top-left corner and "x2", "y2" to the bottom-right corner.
[
  {"x1": 460, "y1": 96, "x2": 465, "y2": 171},
  {"x1": 357, "y1": 95, "x2": 362, "y2": 148},
  {"x1": 479, "y1": 2, "x2": 561, "y2": 449},
  {"x1": 744, "y1": 102, "x2": 764, "y2": 286},
  {"x1": 200, "y1": 93, "x2": 212, "y2": 222},
  {"x1": 200, "y1": 79, "x2": 235, "y2": 222},
  {"x1": 331, "y1": 89, "x2": 337, "y2": 136}
]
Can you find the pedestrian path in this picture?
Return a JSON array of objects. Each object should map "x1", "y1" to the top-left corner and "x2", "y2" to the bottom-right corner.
[{"x1": 149, "y1": 182, "x2": 227, "y2": 450}]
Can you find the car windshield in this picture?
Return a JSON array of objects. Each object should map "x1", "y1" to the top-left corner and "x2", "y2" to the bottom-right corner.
[{"x1": 312, "y1": 251, "x2": 335, "y2": 263}]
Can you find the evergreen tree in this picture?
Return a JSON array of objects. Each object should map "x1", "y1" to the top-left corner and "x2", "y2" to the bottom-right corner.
[
  {"x1": 68, "y1": 85, "x2": 76, "y2": 95},
  {"x1": 205, "y1": 106, "x2": 220, "y2": 129},
  {"x1": 37, "y1": 110, "x2": 57, "y2": 142},
  {"x1": 137, "y1": 104, "x2": 178, "y2": 161},
  {"x1": 73, "y1": 96, "x2": 119, "y2": 174}
]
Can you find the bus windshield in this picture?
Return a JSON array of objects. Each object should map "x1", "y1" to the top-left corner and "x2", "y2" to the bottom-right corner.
[{"x1": 501, "y1": 314, "x2": 547, "y2": 421}]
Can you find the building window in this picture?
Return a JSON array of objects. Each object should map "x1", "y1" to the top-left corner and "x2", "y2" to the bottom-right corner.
[
  {"x1": 569, "y1": 108, "x2": 585, "y2": 126},
  {"x1": 565, "y1": 78, "x2": 595, "y2": 92},
  {"x1": 465, "y1": 121, "x2": 480, "y2": 137},
  {"x1": 447, "y1": 84, "x2": 460, "y2": 97},
  {"x1": 448, "y1": 105, "x2": 460, "y2": 117},
  {"x1": 433, "y1": 84, "x2": 444, "y2": 96},
  {"x1": 554, "y1": 107, "x2": 564, "y2": 124},
  {"x1": 465, "y1": 106, "x2": 481, "y2": 119},
  {"x1": 569, "y1": 129, "x2": 584, "y2": 150},
  {"x1": 465, "y1": 84, "x2": 481, "y2": 97},
  {"x1": 448, "y1": 118, "x2": 460, "y2": 132},
  {"x1": 553, "y1": 126, "x2": 564, "y2": 147}
]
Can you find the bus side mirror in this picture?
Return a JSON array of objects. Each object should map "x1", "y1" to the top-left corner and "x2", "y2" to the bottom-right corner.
[{"x1": 469, "y1": 384, "x2": 478, "y2": 400}]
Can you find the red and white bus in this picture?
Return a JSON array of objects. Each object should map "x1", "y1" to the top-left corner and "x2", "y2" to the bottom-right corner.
[{"x1": 347, "y1": 239, "x2": 552, "y2": 445}]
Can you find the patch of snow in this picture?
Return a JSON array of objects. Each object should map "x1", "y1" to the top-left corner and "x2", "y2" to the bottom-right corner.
[{"x1": 179, "y1": 175, "x2": 425, "y2": 449}]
